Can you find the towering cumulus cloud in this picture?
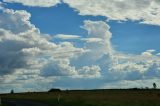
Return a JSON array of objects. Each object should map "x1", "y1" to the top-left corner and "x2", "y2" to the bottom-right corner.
[{"x1": 0, "y1": 8, "x2": 102, "y2": 92}]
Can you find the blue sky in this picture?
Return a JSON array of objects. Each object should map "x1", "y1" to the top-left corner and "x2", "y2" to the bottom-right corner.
[{"x1": 0, "y1": 0, "x2": 160, "y2": 92}]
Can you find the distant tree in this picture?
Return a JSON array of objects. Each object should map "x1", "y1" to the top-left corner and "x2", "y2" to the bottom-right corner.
[
  {"x1": 48, "y1": 88, "x2": 61, "y2": 92},
  {"x1": 145, "y1": 87, "x2": 149, "y2": 89},
  {"x1": 153, "y1": 83, "x2": 157, "y2": 89},
  {"x1": 10, "y1": 89, "x2": 14, "y2": 94}
]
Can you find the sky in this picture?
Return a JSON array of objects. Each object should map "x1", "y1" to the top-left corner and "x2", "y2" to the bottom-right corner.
[{"x1": 0, "y1": 0, "x2": 160, "y2": 93}]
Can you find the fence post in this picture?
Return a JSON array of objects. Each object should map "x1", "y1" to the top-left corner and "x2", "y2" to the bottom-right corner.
[
  {"x1": 0, "y1": 97, "x2": 1, "y2": 105},
  {"x1": 57, "y1": 94, "x2": 61, "y2": 103}
]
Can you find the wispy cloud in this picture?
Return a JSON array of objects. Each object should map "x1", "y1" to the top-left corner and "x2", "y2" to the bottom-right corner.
[
  {"x1": 54, "y1": 34, "x2": 81, "y2": 40},
  {"x1": 3, "y1": 0, "x2": 61, "y2": 7}
]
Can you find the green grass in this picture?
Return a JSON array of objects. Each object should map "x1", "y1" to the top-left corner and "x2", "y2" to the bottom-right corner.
[{"x1": 1, "y1": 89, "x2": 160, "y2": 106}]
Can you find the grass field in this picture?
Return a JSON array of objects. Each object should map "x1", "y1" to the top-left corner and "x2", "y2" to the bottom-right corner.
[{"x1": 1, "y1": 89, "x2": 160, "y2": 106}]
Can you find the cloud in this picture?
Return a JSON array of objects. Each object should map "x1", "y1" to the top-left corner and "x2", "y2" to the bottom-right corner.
[
  {"x1": 0, "y1": 2, "x2": 4, "y2": 9},
  {"x1": 3, "y1": 0, "x2": 61, "y2": 7},
  {"x1": 82, "y1": 20, "x2": 113, "y2": 57},
  {"x1": 41, "y1": 59, "x2": 78, "y2": 77},
  {"x1": 0, "y1": 8, "x2": 86, "y2": 75},
  {"x1": 0, "y1": 6, "x2": 160, "y2": 92},
  {"x1": 41, "y1": 58, "x2": 101, "y2": 78},
  {"x1": 0, "y1": 9, "x2": 103, "y2": 92},
  {"x1": 69, "y1": 20, "x2": 160, "y2": 82},
  {"x1": 73, "y1": 20, "x2": 160, "y2": 82},
  {"x1": 3, "y1": 0, "x2": 160, "y2": 25},
  {"x1": 54, "y1": 34, "x2": 81, "y2": 40},
  {"x1": 64, "y1": 0, "x2": 160, "y2": 26},
  {"x1": 78, "y1": 65, "x2": 101, "y2": 78},
  {"x1": 156, "y1": 53, "x2": 160, "y2": 56},
  {"x1": 141, "y1": 51, "x2": 153, "y2": 57},
  {"x1": 108, "y1": 52, "x2": 160, "y2": 81},
  {"x1": 0, "y1": 9, "x2": 37, "y2": 34},
  {"x1": 146, "y1": 49, "x2": 156, "y2": 53},
  {"x1": 81, "y1": 38, "x2": 102, "y2": 43}
]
